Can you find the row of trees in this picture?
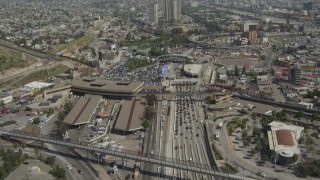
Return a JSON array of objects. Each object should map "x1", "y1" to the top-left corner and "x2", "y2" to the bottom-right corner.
[
  {"x1": 124, "y1": 58, "x2": 154, "y2": 72},
  {"x1": 56, "y1": 100, "x2": 74, "y2": 137},
  {"x1": 141, "y1": 94, "x2": 157, "y2": 129},
  {"x1": 204, "y1": 96, "x2": 217, "y2": 104},
  {"x1": 297, "y1": 159, "x2": 320, "y2": 177},
  {"x1": 149, "y1": 47, "x2": 167, "y2": 57},
  {"x1": 0, "y1": 148, "x2": 28, "y2": 179}
]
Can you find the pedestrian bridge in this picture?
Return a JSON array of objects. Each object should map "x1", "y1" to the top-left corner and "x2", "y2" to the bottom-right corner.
[{"x1": 0, "y1": 130, "x2": 253, "y2": 180}]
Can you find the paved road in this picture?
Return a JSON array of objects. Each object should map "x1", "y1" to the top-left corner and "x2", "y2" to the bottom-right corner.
[
  {"x1": 141, "y1": 102, "x2": 161, "y2": 180},
  {"x1": 41, "y1": 111, "x2": 98, "y2": 180},
  {"x1": 173, "y1": 96, "x2": 214, "y2": 180},
  {"x1": 212, "y1": 116, "x2": 306, "y2": 180}
]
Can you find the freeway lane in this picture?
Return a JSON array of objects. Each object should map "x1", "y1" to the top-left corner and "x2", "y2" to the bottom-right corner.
[
  {"x1": 173, "y1": 95, "x2": 214, "y2": 180},
  {"x1": 141, "y1": 102, "x2": 161, "y2": 180}
]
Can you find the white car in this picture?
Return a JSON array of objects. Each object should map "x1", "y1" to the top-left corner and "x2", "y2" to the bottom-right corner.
[
  {"x1": 150, "y1": 150, "x2": 154, "y2": 154},
  {"x1": 256, "y1": 172, "x2": 266, "y2": 177},
  {"x1": 67, "y1": 165, "x2": 72, "y2": 170}
]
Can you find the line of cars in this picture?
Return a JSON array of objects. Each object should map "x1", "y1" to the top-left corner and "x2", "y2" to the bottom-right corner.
[{"x1": 175, "y1": 96, "x2": 200, "y2": 142}]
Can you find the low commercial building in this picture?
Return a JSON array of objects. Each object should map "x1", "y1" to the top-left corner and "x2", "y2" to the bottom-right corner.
[
  {"x1": 63, "y1": 94, "x2": 102, "y2": 126},
  {"x1": 207, "y1": 101, "x2": 237, "y2": 111},
  {"x1": 239, "y1": 75, "x2": 247, "y2": 84},
  {"x1": 0, "y1": 94, "x2": 13, "y2": 104},
  {"x1": 27, "y1": 93, "x2": 68, "y2": 113},
  {"x1": 183, "y1": 64, "x2": 202, "y2": 77},
  {"x1": 71, "y1": 78, "x2": 144, "y2": 97},
  {"x1": 248, "y1": 31, "x2": 259, "y2": 44},
  {"x1": 268, "y1": 121, "x2": 304, "y2": 164},
  {"x1": 297, "y1": 102, "x2": 313, "y2": 109},
  {"x1": 256, "y1": 75, "x2": 270, "y2": 90},
  {"x1": 113, "y1": 98, "x2": 145, "y2": 133},
  {"x1": 19, "y1": 81, "x2": 54, "y2": 93}
]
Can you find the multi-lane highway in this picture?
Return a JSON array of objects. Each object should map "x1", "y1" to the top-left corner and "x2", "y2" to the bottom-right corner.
[
  {"x1": 141, "y1": 94, "x2": 215, "y2": 180},
  {"x1": 171, "y1": 96, "x2": 214, "y2": 180}
]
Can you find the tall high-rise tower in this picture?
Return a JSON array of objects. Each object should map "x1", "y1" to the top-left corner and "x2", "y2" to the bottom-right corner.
[
  {"x1": 150, "y1": 2, "x2": 159, "y2": 24},
  {"x1": 165, "y1": 0, "x2": 181, "y2": 24},
  {"x1": 288, "y1": 64, "x2": 301, "y2": 85}
]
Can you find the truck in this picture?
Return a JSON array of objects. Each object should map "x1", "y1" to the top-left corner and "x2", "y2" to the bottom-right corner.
[
  {"x1": 0, "y1": 108, "x2": 9, "y2": 117},
  {"x1": 218, "y1": 121, "x2": 223, "y2": 129},
  {"x1": 215, "y1": 132, "x2": 220, "y2": 139}
]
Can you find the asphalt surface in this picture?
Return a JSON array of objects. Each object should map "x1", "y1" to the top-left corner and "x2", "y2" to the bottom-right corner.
[
  {"x1": 41, "y1": 110, "x2": 98, "y2": 180},
  {"x1": 141, "y1": 102, "x2": 161, "y2": 180},
  {"x1": 172, "y1": 96, "x2": 213, "y2": 180}
]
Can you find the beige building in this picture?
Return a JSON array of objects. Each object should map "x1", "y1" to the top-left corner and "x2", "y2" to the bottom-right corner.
[{"x1": 248, "y1": 31, "x2": 259, "y2": 44}]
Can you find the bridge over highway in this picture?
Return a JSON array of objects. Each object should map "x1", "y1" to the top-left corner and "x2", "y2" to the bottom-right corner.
[{"x1": 0, "y1": 130, "x2": 253, "y2": 180}]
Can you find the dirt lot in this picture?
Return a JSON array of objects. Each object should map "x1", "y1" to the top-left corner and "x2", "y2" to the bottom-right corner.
[{"x1": 6, "y1": 159, "x2": 54, "y2": 180}]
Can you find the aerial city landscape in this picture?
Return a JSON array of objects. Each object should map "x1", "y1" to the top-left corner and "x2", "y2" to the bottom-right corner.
[{"x1": 0, "y1": 0, "x2": 320, "y2": 179}]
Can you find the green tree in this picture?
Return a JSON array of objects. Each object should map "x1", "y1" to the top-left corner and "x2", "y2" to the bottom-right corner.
[
  {"x1": 57, "y1": 111, "x2": 67, "y2": 121},
  {"x1": 145, "y1": 94, "x2": 157, "y2": 107},
  {"x1": 251, "y1": 112, "x2": 257, "y2": 120},
  {"x1": 13, "y1": 142, "x2": 18, "y2": 149},
  {"x1": 255, "y1": 142, "x2": 262, "y2": 153},
  {"x1": 46, "y1": 108, "x2": 54, "y2": 116},
  {"x1": 293, "y1": 154, "x2": 298, "y2": 163},
  {"x1": 228, "y1": 127, "x2": 233, "y2": 136},
  {"x1": 144, "y1": 107, "x2": 154, "y2": 120},
  {"x1": 32, "y1": 118, "x2": 40, "y2": 125},
  {"x1": 0, "y1": 147, "x2": 4, "y2": 156},
  {"x1": 309, "y1": 146, "x2": 316, "y2": 156},
  {"x1": 3, "y1": 161, "x2": 13, "y2": 172},
  {"x1": 241, "y1": 130, "x2": 248, "y2": 140},
  {"x1": 50, "y1": 164, "x2": 66, "y2": 178},
  {"x1": 312, "y1": 112, "x2": 319, "y2": 121},
  {"x1": 0, "y1": 101, "x2": 4, "y2": 109},
  {"x1": 141, "y1": 120, "x2": 150, "y2": 129},
  {"x1": 0, "y1": 167, "x2": 5, "y2": 179},
  {"x1": 313, "y1": 159, "x2": 320, "y2": 174},
  {"x1": 296, "y1": 110, "x2": 304, "y2": 118},
  {"x1": 252, "y1": 127, "x2": 261, "y2": 138},
  {"x1": 306, "y1": 134, "x2": 314, "y2": 148},
  {"x1": 45, "y1": 156, "x2": 56, "y2": 165},
  {"x1": 64, "y1": 100, "x2": 74, "y2": 113},
  {"x1": 20, "y1": 142, "x2": 26, "y2": 153},
  {"x1": 34, "y1": 147, "x2": 39, "y2": 156},
  {"x1": 234, "y1": 65, "x2": 239, "y2": 76}
]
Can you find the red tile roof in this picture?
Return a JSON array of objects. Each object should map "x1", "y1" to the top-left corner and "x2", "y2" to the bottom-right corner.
[{"x1": 275, "y1": 130, "x2": 294, "y2": 146}]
